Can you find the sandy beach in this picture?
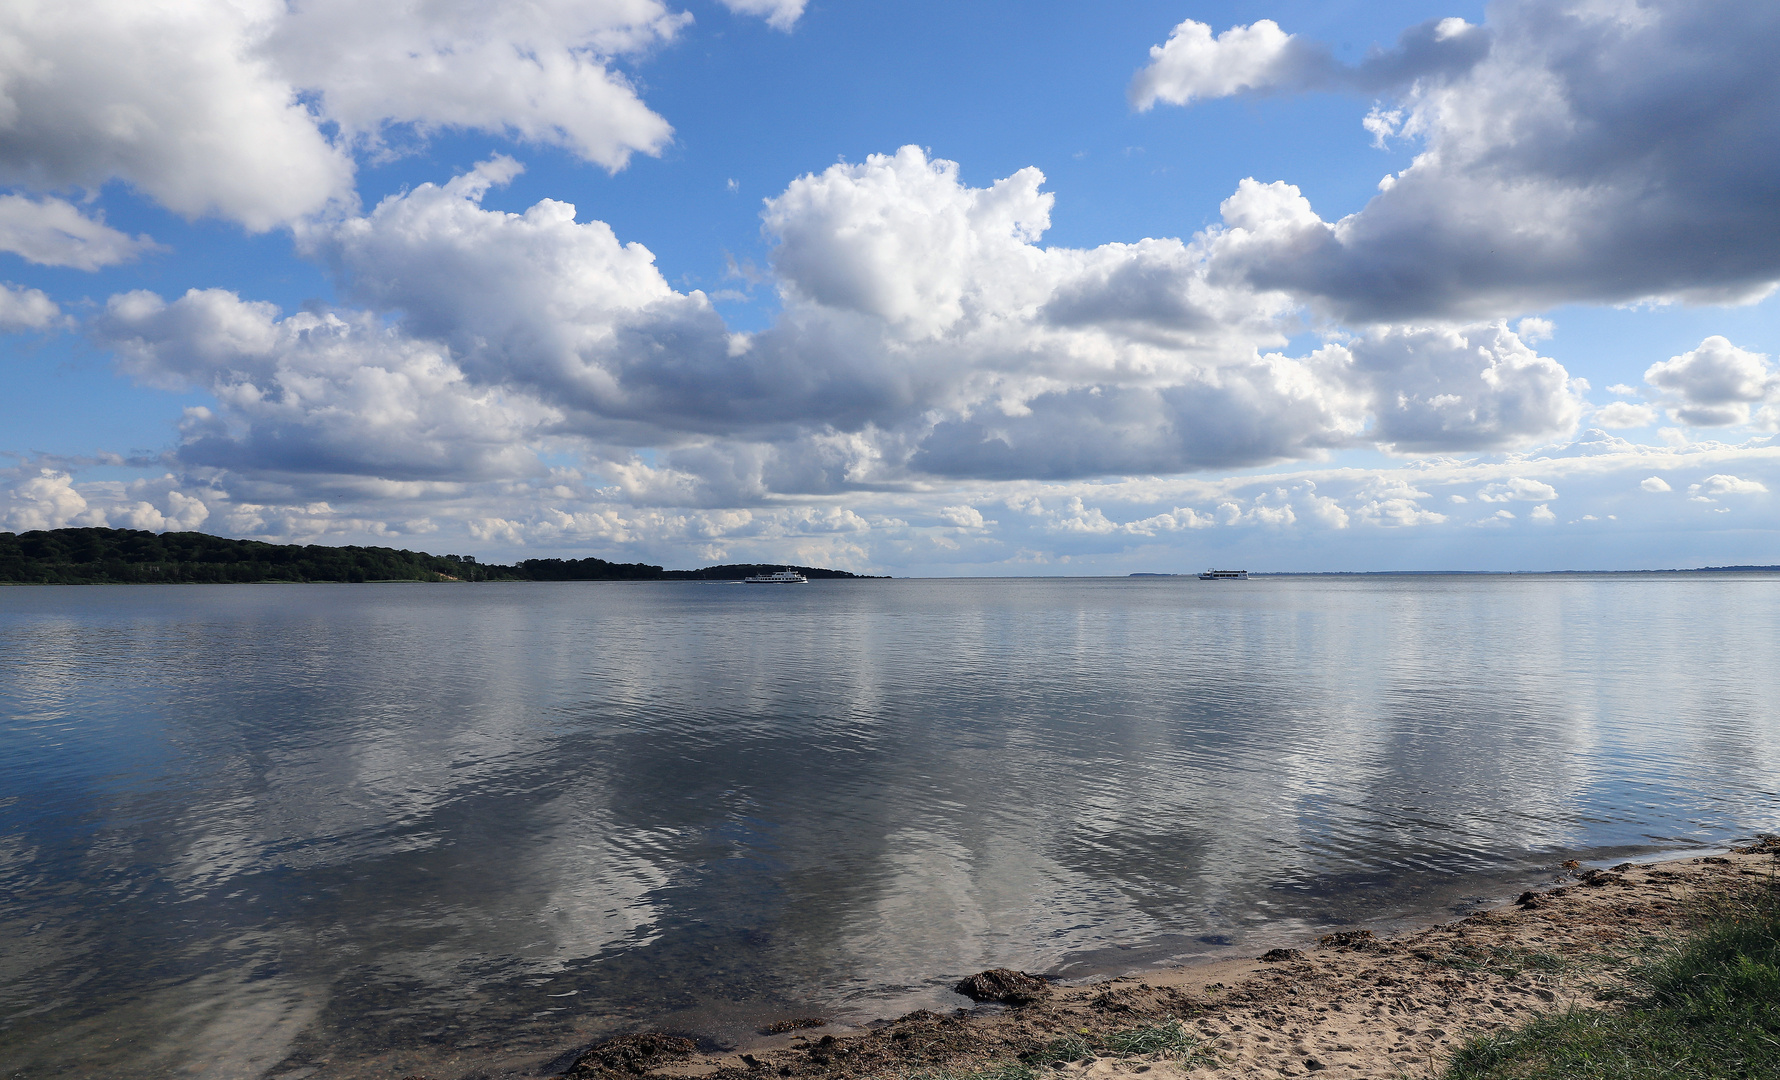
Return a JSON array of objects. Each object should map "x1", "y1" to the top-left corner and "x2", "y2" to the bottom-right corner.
[{"x1": 534, "y1": 843, "x2": 1777, "y2": 1080}]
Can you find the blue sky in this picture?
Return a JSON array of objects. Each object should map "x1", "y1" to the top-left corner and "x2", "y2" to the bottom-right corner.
[{"x1": 2, "y1": 0, "x2": 1777, "y2": 573}]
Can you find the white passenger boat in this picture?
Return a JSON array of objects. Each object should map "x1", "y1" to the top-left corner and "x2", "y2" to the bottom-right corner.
[
  {"x1": 1198, "y1": 568, "x2": 1248, "y2": 580},
  {"x1": 743, "y1": 569, "x2": 808, "y2": 583}
]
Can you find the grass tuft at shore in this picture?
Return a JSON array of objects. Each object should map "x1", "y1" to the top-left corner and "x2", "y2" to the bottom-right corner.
[
  {"x1": 1100, "y1": 1020, "x2": 1203, "y2": 1058},
  {"x1": 908, "y1": 1062, "x2": 1041, "y2": 1080},
  {"x1": 1433, "y1": 943, "x2": 1571, "y2": 980},
  {"x1": 1017, "y1": 1019, "x2": 1210, "y2": 1070},
  {"x1": 1445, "y1": 872, "x2": 1780, "y2": 1079}
]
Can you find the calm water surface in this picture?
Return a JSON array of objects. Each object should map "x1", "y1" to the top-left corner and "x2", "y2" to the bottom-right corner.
[{"x1": 2, "y1": 576, "x2": 1777, "y2": 1078}]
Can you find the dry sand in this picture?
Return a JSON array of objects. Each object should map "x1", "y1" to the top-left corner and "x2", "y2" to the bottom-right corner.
[{"x1": 535, "y1": 844, "x2": 1777, "y2": 1080}]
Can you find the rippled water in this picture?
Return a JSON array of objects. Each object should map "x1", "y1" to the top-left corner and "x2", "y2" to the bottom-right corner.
[{"x1": 2, "y1": 576, "x2": 1778, "y2": 1078}]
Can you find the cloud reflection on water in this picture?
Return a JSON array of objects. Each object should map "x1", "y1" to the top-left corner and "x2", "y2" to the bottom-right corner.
[{"x1": 1, "y1": 577, "x2": 1777, "y2": 1078}]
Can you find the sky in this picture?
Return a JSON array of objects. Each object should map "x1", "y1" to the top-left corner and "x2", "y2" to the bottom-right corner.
[{"x1": 1, "y1": 0, "x2": 1777, "y2": 575}]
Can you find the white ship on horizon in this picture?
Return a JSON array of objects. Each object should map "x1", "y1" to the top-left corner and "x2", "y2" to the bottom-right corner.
[
  {"x1": 1198, "y1": 568, "x2": 1248, "y2": 580},
  {"x1": 743, "y1": 569, "x2": 808, "y2": 583}
]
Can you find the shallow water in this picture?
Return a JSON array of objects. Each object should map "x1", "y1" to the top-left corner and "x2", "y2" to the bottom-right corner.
[{"x1": 1, "y1": 575, "x2": 1777, "y2": 1078}]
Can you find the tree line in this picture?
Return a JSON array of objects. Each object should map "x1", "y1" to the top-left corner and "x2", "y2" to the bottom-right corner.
[{"x1": 0, "y1": 528, "x2": 881, "y2": 584}]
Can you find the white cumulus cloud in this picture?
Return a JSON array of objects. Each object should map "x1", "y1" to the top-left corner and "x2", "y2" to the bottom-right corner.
[
  {"x1": 95, "y1": 288, "x2": 563, "y2": 483},
  {"x1": 0, "y1": 194, "x2": 156, "y2": 269},
  {"x1": 1477, "y1": 477, "x2": 1559, "y2": 503},
  {"x1": 764, "y1": 145, "x2": 1055, "y2": 339},
  {"x1": 937, "y1": 504, "x2": 986, "y2": 529},
  {"x1": 0, "y1": 0, "x2": 801, "y2": 229},
  {"x1": 1129, "y1": 15, "x2": 1486, "y2": 111},
  {"x1": 0, "y1": 282, "x2": 60, "y2": 330},
  {"x1": 2, "y1": 469, "x2": 93, "y2": 531},
  {"x1": 264, "y1": 0, "x2": 686, "y2": 172},
  {"x1": 0, "y1": 0, "x2": 353, "y2": 229},
  {"x1": 1129, "y1": 19, "x2": 1300, "y2": 109},
  {"x1": 1351, "y1": 477, "x2": 1445, "y2": 527},
  {"x1": 300, "y1": 156, "x2": 709, "y2": 430},
  {"x1": 1695, "y1": 474, "x2": 1768, "y2": 496},
  {"x1": 0, "y1": 467, "x2": 208, "y2": 534},
  {"x1": 80, "y1": 152, "x2": 1597, "y2": 511},
  {"x1": 1340, "y1": 322, "x2": 1583, "y2": 452},
  {"x1": 715, "y1": 0, "x2": 806, "y2": 32},
  {"x1": 1644, "y1": 336, "x2": 1777, "y2": 427}
]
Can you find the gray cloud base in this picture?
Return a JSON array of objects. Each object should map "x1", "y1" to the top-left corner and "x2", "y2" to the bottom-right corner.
[
  {"x1": 88, "y1": 148, "x2": 1586, "y2": 502},
  {"x1": 1152, "y1": 1, "x2": 1780, "y2": 321}
]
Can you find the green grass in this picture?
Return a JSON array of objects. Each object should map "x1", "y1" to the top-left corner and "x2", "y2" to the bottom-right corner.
[
  {"x1": 908, "y1": 1063, "x2": 1040, "y2": 1080},
  {"x1": 1101, "y1": 1020, "x2": 1202, "y2": 1057},
  {"x1": 912, "y1": 1020, "x2": 1209, "y2": 1080},
  {"x1": 1433, "y1": 943, "x2": 1573, "y2": 979},
  {"x1": 1020, "y1": 1019, "x2": 1210, "y2": 1069},
  {"x1": 1023, "y1": 1035, "x2": 1096, "y2": 1066},
  {"x1": 1444, "y1": 874, "x2": 1780, "y2": 1079}
]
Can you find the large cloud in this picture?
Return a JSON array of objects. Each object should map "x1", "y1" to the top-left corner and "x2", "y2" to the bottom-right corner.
[
  {"x1": 1342, "y1": 323, "x2": 1583, "y2": 452},
  {"x1": 304, "y1": 157, "x2": 693, "y2": 409},
  {"x1": 0, "y1": 0, "x2": 798, "y2": 231},
  {"x1": 263, "y1": 0, "x2": 686, "y2": 170},
  {"x1": 0, "y1": 468, "x2": 91, "y2": 530},
  {"x1": 1155, "y1": 0, "x2": 1780, "y2": 320},
  {"x1": 0, "y1": 466, "x2": 210, "y2": 533},
  {"x1": 299, "y1": 157, "x2": 831, "y2": 439},
  {"x1": 95, "y1": 288, "x2": 561, "y2": 483},
  {"x1": 764, "y1": 147, "x2": 1056, "y2": 340},
  {"x1": 0, "y1": 0, "x2": 352, "y2": 229},
  {"x1": 756, "y1": 149, "x2": 1578, "y2": 477},
  {"x1": 104, "y1": 151, "x2": 1587, "y2": 504}
]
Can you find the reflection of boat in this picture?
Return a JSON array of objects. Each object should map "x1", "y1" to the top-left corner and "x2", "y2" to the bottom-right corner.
[
  {"x1": 743, "y1": 570, "x2": 808, "y2": 584},
  {"x1": 1198, "y1": 568, "x2": 1248, "y2": 580}
]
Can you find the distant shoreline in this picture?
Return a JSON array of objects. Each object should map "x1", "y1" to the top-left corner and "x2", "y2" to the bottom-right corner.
[
  {"x1": 1133, "y1": 566, "x2": 1780, "y2": 577},
  {"x1": 0, "y1": 526, "x2": 887, "y2": 585},
  {"x1": 4, "y1": 527, "x2": 1774, "y2": 585}
]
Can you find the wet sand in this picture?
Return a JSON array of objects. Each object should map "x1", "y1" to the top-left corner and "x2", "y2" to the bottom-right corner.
[{"x1": 528, "y1": 843, "x2": 1776, "y2": 1080}]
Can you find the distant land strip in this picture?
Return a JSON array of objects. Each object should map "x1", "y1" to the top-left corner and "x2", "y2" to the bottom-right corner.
[
  {"x1": 1133, "y1": 567, "x2": 1780, "y2": 577},
  {"x1": 0, "y1": 528, "x2": 886, "y2": 585}
]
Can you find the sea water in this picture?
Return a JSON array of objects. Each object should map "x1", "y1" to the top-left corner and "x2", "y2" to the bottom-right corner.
[{"x1": 1, "y1": 575, "x2": 1777, "y2": 1078}]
